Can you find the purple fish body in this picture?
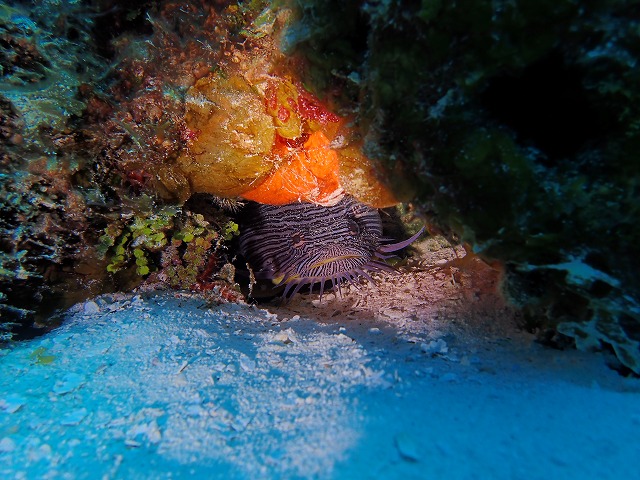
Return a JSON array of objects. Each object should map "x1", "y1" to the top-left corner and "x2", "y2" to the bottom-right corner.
[{"x1": 239, "y1": 196, "x2": 424, "y2": 299}]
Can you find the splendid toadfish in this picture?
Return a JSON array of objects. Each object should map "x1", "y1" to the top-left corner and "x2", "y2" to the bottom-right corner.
[{"x1": 239, "y1": 196, "x2": 424, "y2": 299}]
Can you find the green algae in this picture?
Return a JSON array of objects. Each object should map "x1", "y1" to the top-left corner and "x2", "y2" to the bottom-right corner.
[{"x1": 98, "y1": 206, "x2": 239, "y2": 291}]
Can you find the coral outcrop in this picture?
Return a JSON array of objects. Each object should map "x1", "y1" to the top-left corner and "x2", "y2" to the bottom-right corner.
[
  {"x1": 174, "y1": 66, "x2": 401, "y2": 207},
  {"x1": 283, "y1": 0, "x2": 640, "y2": 372}
]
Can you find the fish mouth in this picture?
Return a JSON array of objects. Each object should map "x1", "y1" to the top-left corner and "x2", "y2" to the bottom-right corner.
[
  {"x1": 270, "y1": 254, "x2": 365, "y2": 286},
  {"x1": 308, "y1": 254, "x2": 364, "y2": 270}
]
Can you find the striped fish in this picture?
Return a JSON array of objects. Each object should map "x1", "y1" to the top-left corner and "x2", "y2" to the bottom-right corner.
[{"x1": 239, "y1": 196, "x2": 424, "y2": 299}]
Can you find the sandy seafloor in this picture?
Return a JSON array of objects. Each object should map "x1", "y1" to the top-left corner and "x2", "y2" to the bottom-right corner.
[{"x1": 1, "y1": 241, "x2": 639, "y2": 479}]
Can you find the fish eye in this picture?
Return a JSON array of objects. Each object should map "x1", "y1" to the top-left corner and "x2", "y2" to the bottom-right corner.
[
  {"x1": 347, "y1": 219, "x2": 360, "y2": 236},
  {"x1": 292, "y1": 232, "x2": 305, "y2": 248}
]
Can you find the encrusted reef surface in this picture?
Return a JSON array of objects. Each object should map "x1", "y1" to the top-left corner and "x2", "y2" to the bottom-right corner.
[
  {"x1": 0, "y1": 1, "x2": 259, "y2": 334},
  {"x1": 0, "y1": 0, "x2": 639, "y2": 374},
  {"x1": 283, "y1": 0, "x2": 640, "y2": 373},
  {"x1": 1, "y1": 0, "x2": 104, "y2": 335}
]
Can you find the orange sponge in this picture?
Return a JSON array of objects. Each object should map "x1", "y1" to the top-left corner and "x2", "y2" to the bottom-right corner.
[{"x1": 241, "y1": 131, "x2": 343, "y2": 206}]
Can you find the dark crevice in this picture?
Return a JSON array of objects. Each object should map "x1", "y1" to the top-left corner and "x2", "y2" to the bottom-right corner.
[{"x1": 480, "y1": 52, "x2": 617, "y2": 163}]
